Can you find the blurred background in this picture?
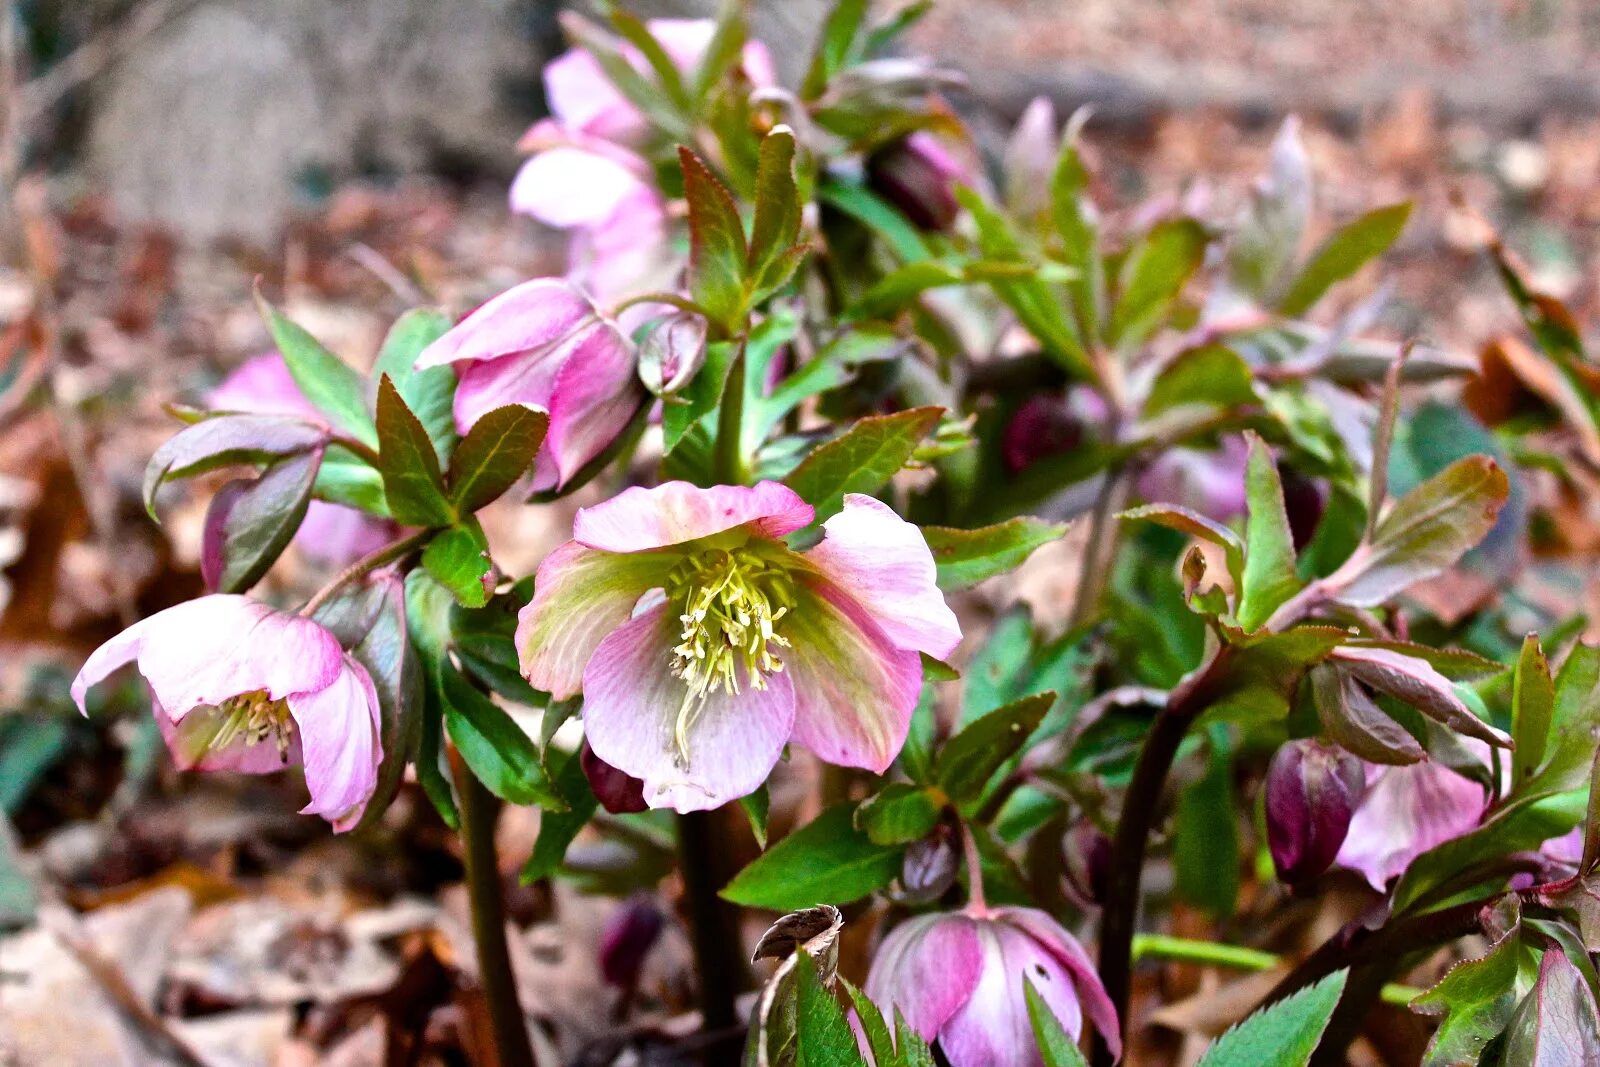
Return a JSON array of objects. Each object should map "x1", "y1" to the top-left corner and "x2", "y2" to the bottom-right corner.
[{"x1": 2, "y1": 1, "x2": 1600, "y2": 1063}]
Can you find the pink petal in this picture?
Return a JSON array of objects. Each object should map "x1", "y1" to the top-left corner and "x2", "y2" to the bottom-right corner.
[
  {"x1": 805, "y1": 494, "x2": 961, "y2": 658},
  {"x1": 207, "y1": 353, "x2": 319, "y2": 419},
  {"x1": 572, "y1": 480, "x2": 815, "y2": 554},
  {"x1": 1336, "y1": 757, "x2": 1489, "y2": 889},
  {"x1": 510, "y1": 147, "x2": 653, "y2": 229},
  {"x1": 864, "y1": 913, "x2": 983, "y2": 1041},
  {"x1": 999, "y1": 907, "x2": 1121, "y2": 1061},
  {"x1": 940, "y1": 917, "x2": 1084, "y2": 1067},
  {"x1": 645, "y1": 18, "x2": 716, "y2": 68},
  {"x1": 450, "y1": 339, "x2": 565, "y2": 434},
  {"x1": 535, "y1": 320, "x2": 645, "y2": 490},
  {"x1": 293, "y1": 500, "x2": 396, "y2": 567},
  {"x1": 291, "y1": 655, "x2": 383, "y2": 831},
  {"x1": 543, "y1": 48, "x2": 644, "y2": 142},
  {"x1": 516, "y1": 542, "x2": 677, "y2": 700},
  {"x1": 580, "y1": 604, "x2": 795, "y2": 812},
  {"x1": 414, "y1": 279, "x2": 595, "y2": 370},
  {"x1": 781, "y1": 578, "x2": 923, "y2": 773},
  {"x1": 71, "y1": 615, "x2": 154, "y2": 713}
]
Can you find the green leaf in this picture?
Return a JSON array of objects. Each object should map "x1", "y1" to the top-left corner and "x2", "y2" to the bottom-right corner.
[
  {"x1": 741, "y1": 785, "x2": 771, "y2": 849},
  {"x1": 1120, "y1": 503, "x2": 1245, "y2": 585},
  {"x1": 922, "y1": 517, "x2": 1067, "y2": 591},
  {"x1": 1329, "y1": 455, "x2": 1509, "y2": 608},
  {"x1": 1050, "y1": 132, "x2": 1104, "y2": 341},
  {"x1": 520, "y1": 745, "x2": 598, "y2": 883},
  {"x1": 749, "y1": 127, "x2": 805, "y2": 296},
  {"x1": 1512, "y1": 633, "x2": 1556, "y2": 787},
  {"x1": 1237, "y1": 433, "x2": 1303, "y2": 631},
  {"x1": 605, "y1": 7, "x2": 692, "y2": 111},
  {"x1": 438, "y1": 665, "x2": 560, "y2": 809},
  {"x1": 851, "y1": 261, "x2": 964, "y2": 319},
  {"x1": 935, "y1": 691, "x2": 1054, "y2": 807},
  {"x1": 1027, "y1": 976, "x2": 1091, "y2": 1067},
  {"x1": 783, "y1": 406, "x2": 942, "y2": 521},
  {"x1": 817, "y1": 178, "x2": 932, "y2": 263},
  {"x1": 1525, "y1": 643, "x2": 1600, "y2": 796},
  {"x1": 1174, "y1": 728, "x2": 1238, "y2": 917},
  {"x1": 842, "y1": 979, "x2": 897, "y2": 1067},
  {"x1": 722, "y1": 803, "x2": 902, "y2": 911},
  {"x1": 1145, "y1": 344, "x2": 1257, "y2": 416},
  {"x1": 961, "y1": 607, "x2": 1035, "y2": 725},
  {"x1": 422, "y1": 523, "x2": 493, "y2": 609},
  {"x1": 853, "y1": 784, "x2": 943, "y2": 846},
  {"x1": 405, "y1": 572, "x2": 459, "y2": 828},
  {"x1": 375, "y1": 375, "x2": 454, "y2": 527},
  {"x1": 144, "y1": 414, "x2": 327, "y2": 515},
  {"x1": 559, "y1": 12, "x2": 688, "y2": 138},
  {"x1": 801, "y1": 0, "x2": 867, "y2": 98},
  {"x1": 447, "y1": 404, "x2": 548, "y2": 513},
  {"x1": 256, "y1": 291, "x2": 377, "y2": 446},
  {"x1": 894, "y1": 1011, "x2": 938, "y2": 1067},
  {"x1": 208, "y1": 447, "x2": 322, "y2": 593},
  {"x1": 1278, "y1": 202, "x2": 1411, "y2": 317},
  {"x1": 690, "y1": 0, "x2": 747, "y2": 105},
  {"x1": 1411, "y1": 914, "x2": 1521, "y2": 1067},
  {"x1": 0, "y1": 717, "x2": 70, "y2": 817},
  {"x1": 681, "y1": 146, "x2": 749, "y2": 333},
  {"x1": 663, "y1": 337, "x2": 737, "y2": 455},
  {"x1": 1196, "y1": 970, "x2": 1347, "y2": 1067},
  {"x1": 1109, "y1": 217, "x2": 1208, "y2": 349},
  {"x1": 370, "y1": 308, "x2": 456, "y2": 463},
  {"x1": 795, "y1": 949, "x2": 867, "y2": 1067},
  {"x1": 313, "y1": 446, "x2": 388, "y2": 514}
]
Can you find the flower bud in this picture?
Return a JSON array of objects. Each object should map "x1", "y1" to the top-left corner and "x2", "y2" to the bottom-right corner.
[
  {"x1": 866, "y1": 132, "x2": 969, "y2": 232},
  {"x1": 581, "y1": 743, "x2": 648, "y2": 814},
  {"x1": 598, "y1": 893, "x2": 664, "y2": 989},
  {"x1": 1061, "y1": 819, "x2": 1113, "y2": 908},
  {"x1": 1002, "y1": 388, "x2": 1109, "y2": 473},
  {"x1": 1265, "y1": 739, "x2": 1365, "y2": 889},
  {"x1": 637, "y1": 311, "x2": 708, "y2": 398},
  {"x1": 896, "y1": 828, "x2": 959, "y2": 904},
  {"x1": 1279, "y1": 465, "x2": 1327, "y2": 552}
]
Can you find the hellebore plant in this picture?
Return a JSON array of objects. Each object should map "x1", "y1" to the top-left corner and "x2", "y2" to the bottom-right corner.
[{"x1": 82, "y1": 3, "x2": 1600, "y2": 1065}]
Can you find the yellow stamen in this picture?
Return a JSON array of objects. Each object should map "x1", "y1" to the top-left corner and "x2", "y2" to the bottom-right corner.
[{"x1": 202, "y1": 689, "x2": 296, "y2": 763}]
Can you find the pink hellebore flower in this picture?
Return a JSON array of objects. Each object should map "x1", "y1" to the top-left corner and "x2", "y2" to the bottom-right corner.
[
  {"x1": 517, "y1": 481, "x2": 960, "y2": 812},
  {"x1": 70, "y1": 595, "x2": 382, "y2": 831},
  {"x1": 208, "y1": 353, "x2": 394, "y2": 567},
  {"x1": 414, "y1": 279, "x2": 644, "y2": 493},
  {"x1": 1136, "y1": 435, "x2": 1251, "y2": 523},
  {"x1": 864, "y1": 907, "x2": 1121, "y2": 1065},
  {"x1": 1335, "y1": 756, "x2": 1490, "y2": 890}
]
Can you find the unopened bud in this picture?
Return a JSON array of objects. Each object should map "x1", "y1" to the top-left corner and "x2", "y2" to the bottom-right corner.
[
  {"x1": 1279, "y1": 465, "x2": 1328, "y2": 552},
  {"x1": 1061, "y1": 819, "x2": 1113, "y2": 908},
  {"x1": 638, "y1": 312, "x2": 708, "y2": 397},
  {"x1": 896, "y1": 828, "x2": 958, "y2": 904},
  {"x1": 582, "y1": 744, "x2": 648, "y2": 814},
  {"x1": 866, "y1": 132, "x2": 969, "y2": 232},
  {"x1": 1002, "y1": 388, "x2": 1109, "y2": 473},
  {"x1": 1265, "y1": 739, "x2": 1365, "y2": 889},
  {"x1": 598, "y1": 893, "x2": 663, "y2": 989}
]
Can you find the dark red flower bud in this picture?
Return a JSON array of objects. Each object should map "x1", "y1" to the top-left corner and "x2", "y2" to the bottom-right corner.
[
  {"x1": 866, "y1": 132, "x2": 969, "y2": 232},
  {"x1": 1062, "y1": 819, "x2": 1113, "y2": 908},
  {"x1": 1002, "y1": 388, "x2": 1110, "y2": 473},
  {"x1": 581, "y1": 744, "x2": 648, "y2": 814},
  {"x1": 598, "y1": 893, "x2": 664, "y2": 989},
  {"x1": 1278, "y1": 465, "x2": 1328, "y2": 552},
  {"x1": 1265, "y1": 739, "x2": 1365, "y2": 889}
]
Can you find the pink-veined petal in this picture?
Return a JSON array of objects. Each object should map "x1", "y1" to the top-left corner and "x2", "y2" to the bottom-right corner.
[
  {"x1": 516, "y1": 542, "x2": 676, "y2": 700},
  {"x1": 414, "y1": 278, "x2": 594, "y2": 370},
  {"x1": 572, "y1": 480, "x2": 814, "y2": 554},
  {"x1": 864, "y1": 913, "x2": 983, "y2": 1041},
  {"x1": 291, "y1": 656, "x2": 383, "y2": 831},
  {"x1": 1000, "y1": 907, "x2": 1121, "y2": 1061},
  {"x1": 940, "y1": 918, "x2": 1084, "y2": 1067},
  {"x1": 207, "y1": 352, "x2": 319, "y2": 419},
  {"x1": 781, "y1": 578, "x2": 922, "y2": 773},
  {"x1": 580, "y1": 604, "x2": 795, "y2": 812},
  {"x1": 71, "y1": 615, "x2": 154, "y2": 713},
  {"x1": 806, "y1": 494, "x2": 961, "y2": 658},
  {"x1": 534, "y1": 319, "x2": 644, "y2": 490},
  {"x1": 543, "y1": 48, "x2": 643, "y2": 142},
  {"x1": 1336, "y1": 757, "x2": 1489, "y2": 890},
  {"x1": 510, "y1": 147, "x2": 653, "y2": 229}
]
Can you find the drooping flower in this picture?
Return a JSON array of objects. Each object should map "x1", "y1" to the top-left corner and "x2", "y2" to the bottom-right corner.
[
  {"x1": 866, "y1": 131, "x2": 974, "y2": 232},
  {"x1": 517, "y1": 481, "x2": 960, "y2": 812},
  {"x1": 1335, "y1": 755, "x2": 1490, "y2": 890},
  {"x1": 1264, "y1": 739, "x2": 1365, "y2": 889},
  {"x1": 512, "y1": 19, "x2": 774, "y2": 302},
  {"x1": 70, "y1": 595, "x2": 382, "y2": 831},
  {"x1": 414, "y1": 279, "x2": 644, "y2": 493},
  {"x1": 208, "y1": 353, "x2": 395, "y2": 568},
  {"x1": 864, "y1": 907, "x2": 1120, "y2": 1065}
]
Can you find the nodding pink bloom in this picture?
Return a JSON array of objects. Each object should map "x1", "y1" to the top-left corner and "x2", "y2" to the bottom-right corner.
[
  {"x1": 864, "y1": 907, "x2": 1120, "y2": 1065},
  {"x1": 1136, "y1": 435, "x2": 1251, "y2": 523},
  {"x1": 866, "y1": 132, "x2": 974, "y2": 232},
  {"x1": 1335, "y1": 753, "x2": 1490, "y2": 890},
  {"x1": 415, "y1": 279, "x2": 644, "y2": 493},
  {"x1": 70, "y1": 595, "x2": 382, "y2": 831},
  {"x1": 514, "y1": 19, "x2": 773, "y2": 302},
  {"x1": 517, "y1": 481, "x2": 960, "y2": 812},
  {"x1": 208, "y1": 353, "x2": 396, "y2": 567}
]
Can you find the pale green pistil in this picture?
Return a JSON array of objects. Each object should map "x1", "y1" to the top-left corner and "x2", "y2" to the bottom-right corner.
[
  {"x1": 199, "y1": 689, "x2": 295, "y2": 763},
  {"x1": 665, "y1": 547, "x2": 797, "y2": 761}
]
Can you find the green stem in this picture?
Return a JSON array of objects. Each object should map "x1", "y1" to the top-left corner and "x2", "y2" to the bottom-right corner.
[
  {"x1": 711, "y1": 340, "x2": 749, "y2": 486},
  {"x1": 300, "y1": 528, "x2": 432, "y2": 616},
  {"x1": 450, "y1": 748, "x2": 535, "y2": 1067},
  {"x1": 1131, "y1": 935, "x2": 1421, "y2": 1006}
]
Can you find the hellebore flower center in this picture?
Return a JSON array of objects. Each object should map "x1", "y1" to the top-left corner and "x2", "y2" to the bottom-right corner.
[{"x1": 177, "y1": 688, "x2": 297, "y2": 764}]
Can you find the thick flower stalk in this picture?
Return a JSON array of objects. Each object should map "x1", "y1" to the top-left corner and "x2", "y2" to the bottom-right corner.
[
  {"x1": 517, "y1": 481, "x2": 960, "y2": 812},
  {"x1": 414, "y1": 278, "x2": 644, "y2": 493},
  {"x1": 70, "y1": 595, "x2": 382, "y2": 831},
  {"x1": 864, "y1": 906, "x2": 1121, "y2": 1065}
]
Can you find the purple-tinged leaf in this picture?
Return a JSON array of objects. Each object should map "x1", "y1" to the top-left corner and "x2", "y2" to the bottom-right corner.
[
  {"x1": 202, "y1": 447, "x2": 323, "y2": 594},
  {"x1": 144, "y1": 413, "x2": 327, "y2": 516},
  {"x1": 1505, "y1": 947, "x2": 1600, "y2": 1066},
  {"x1": 1332, "y1": 645, "x2": 1511, "y2": 748},
  {"x1": 1311, "y1": 665, "x2": 1426, "y2": 766},
  {"x1": 447, "y1": 404, "x2": 548, "y2": 514},
  {"x1": 1410, "y1": 899, "x2": 1522, "y2": 1067},
  {"x1": 375, "y1": 375, "x2": 454, "y2": 527}
]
